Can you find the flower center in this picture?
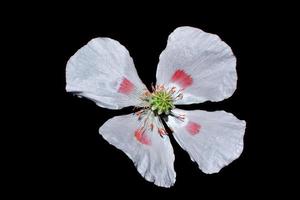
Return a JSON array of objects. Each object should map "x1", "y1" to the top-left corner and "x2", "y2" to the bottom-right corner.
[
  {"x1": 149, "y1": 90, "x2": 174, "y2": 115},
  {"x1": 134, "y1": 84, "x2": 185, "y2": 137}
]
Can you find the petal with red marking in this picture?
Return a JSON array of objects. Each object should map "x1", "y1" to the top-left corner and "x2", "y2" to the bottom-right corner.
[
  {"x1": 66, "y1": 38, "x2": 148, "y2": 109},
  {"x1": 99, "y1": 113, "x2": 176, "y2": 187},
  {"x1": 156, "y1": 26, "x2": 237, "y2": 104},
  {"x1": 167, "y1": 108, "x2": 246, "y2": 174}
]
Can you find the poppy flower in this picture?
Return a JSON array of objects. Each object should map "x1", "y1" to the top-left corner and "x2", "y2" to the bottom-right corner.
[{"x1": 66, "y1": 26, "x2": 246, "y2": 187}]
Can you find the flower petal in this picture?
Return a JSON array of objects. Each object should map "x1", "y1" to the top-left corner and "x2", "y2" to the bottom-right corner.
[
  {"x1": 99, "y1": 113, "x2": 176, "y2": 187},
  {"x1": 66, "y1": 38, "x2": 148, "y2": 109},
  {"x1": 167, "y1": 109, "x2": 246, "y2": 174},
  {"x1": 156, "y1": 26, "x2": 237, "y2": 104}
]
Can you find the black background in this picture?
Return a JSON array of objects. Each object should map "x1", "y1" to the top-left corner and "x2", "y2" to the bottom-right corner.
[{"x1": 11, "y1": 3, "x2": 292, "y2": 198}]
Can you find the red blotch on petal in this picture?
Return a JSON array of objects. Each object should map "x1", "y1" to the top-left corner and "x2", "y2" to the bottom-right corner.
[
  {"x1": 118, "y1": 77, "x2": 134, "y2": 94},
  {"x1": 186, "y1": 121, "x2": 201, "y2": 135},
  {"x1": 134, "y1": 129, "x2": 151, "y2": 145},
  {"x1": 171, "y1": 69, "x2": 193, "y2": 89}
]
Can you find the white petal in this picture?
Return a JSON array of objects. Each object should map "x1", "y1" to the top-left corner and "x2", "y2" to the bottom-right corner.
[
  {"x1": 66, "y1": 37, "x2": 147, "y2": 109},
  {"x1": 99, "y1": 113, "x2": 176, "y2": 187},
  {"x1": 167, "y1": 108, "x2": 246, "y2": 174},
  {"x1": 156, "y1": 26, "x2": 237, "y2": 104}
]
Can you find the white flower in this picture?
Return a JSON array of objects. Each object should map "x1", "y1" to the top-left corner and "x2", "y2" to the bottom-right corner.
[{"x1": 66, "y1": 26, "x2": 246, "y2": 187}]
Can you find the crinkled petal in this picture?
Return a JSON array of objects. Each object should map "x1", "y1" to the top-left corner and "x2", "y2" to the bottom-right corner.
[
  {"x1": 66, "y1": 37, "x2": 147, "y2": 109},
  {"x1": 167, "y1": 108, "x2": 246, "y2": 174},
  {"x1": 99, "y1": 113, "x2": 176, "y2": 187},
  {"x1": 156, "y1": 26, "x2": 237, "y2": 104}
]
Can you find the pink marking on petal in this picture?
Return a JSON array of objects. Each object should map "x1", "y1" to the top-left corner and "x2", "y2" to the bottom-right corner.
[
  {"x1": 134, "y1": 129, "x2": 151, "y2": 145},
  {"x1": 171, "y1": 69, "x2": 193, "y2": 89},
  {"x1": 118, "y1": 77, "x2": 134, "y2": 94},
  {"x1": 186, "y1": 121, "x2": 201, "y2": 135}
]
